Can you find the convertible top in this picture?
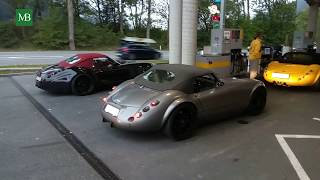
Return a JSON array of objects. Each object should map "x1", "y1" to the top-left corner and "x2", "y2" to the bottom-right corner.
[{"x1": 134, "y1": 64, "x2": 213, "y2": 93}]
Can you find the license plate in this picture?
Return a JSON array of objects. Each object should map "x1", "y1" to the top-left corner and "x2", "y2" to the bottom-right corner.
[
  {"x1": 36, "y1": 76, "x2": 41, "y2": 81},
  {"x1": 105, "y1": 104, "x2": 120, "y2": 117},
  {"x1": 272, "y1": 73, "x2": 289, "y2": 79}
]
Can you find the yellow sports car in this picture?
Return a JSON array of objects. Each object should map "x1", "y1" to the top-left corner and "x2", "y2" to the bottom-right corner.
[{"x1": 263, "y1": 52, "x2": 320, "y2": 89}]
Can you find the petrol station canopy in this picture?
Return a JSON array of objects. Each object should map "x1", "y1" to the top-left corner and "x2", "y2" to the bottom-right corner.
[{"x1": 306, "y1": 0, "x2": 320, "y2": 6}]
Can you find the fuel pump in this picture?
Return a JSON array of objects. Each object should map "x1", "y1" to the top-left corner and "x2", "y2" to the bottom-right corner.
[{"x1": 196, "y1": 0, "x2": 246, "y2": 77}]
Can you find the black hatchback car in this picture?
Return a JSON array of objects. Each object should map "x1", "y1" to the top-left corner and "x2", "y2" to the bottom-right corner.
[{"x1": 117, "y1": 44, "x2": 161, "y2": 60}]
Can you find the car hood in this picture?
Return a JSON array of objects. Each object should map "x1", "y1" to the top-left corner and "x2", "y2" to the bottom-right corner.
[
  {"x1": 267, "y1": 62, "x2": 318, "y2": 74},
  {"x1": 38, "y1": 64, "x2": 64, "y2": 73},
  {"x1": 58, "y1": 60, "x2": 75, "y2": 69},
  {"x1": 111, "y1": 83, "x2": 160, "y2": 107}
]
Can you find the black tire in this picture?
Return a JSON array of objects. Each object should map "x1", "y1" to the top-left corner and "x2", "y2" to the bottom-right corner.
[
  {"x1": 312, "y1": 79, "x2": 320, "y2": 91},
  {"x1": 164, "y1": 104, "x2": 196, "y2": 141},
  {"x1": 71, "y1": 74, "x2": 95, "y2": 96},
  {"x1": 128, "y1": 54, "x2": 136, "y2": 60},
  {"x1": 247, "y1": 87, "x2": 267, "y2": 115}
]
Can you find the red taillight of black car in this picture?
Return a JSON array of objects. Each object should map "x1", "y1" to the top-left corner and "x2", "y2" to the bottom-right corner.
[{"x1": 122, "y1": 47, "x2": 129, "y2": 53}]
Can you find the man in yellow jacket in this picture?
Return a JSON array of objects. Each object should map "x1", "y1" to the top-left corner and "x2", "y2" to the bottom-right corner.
[{"x1": 248, "y1": 33, "x2": 263, "y2": 79}]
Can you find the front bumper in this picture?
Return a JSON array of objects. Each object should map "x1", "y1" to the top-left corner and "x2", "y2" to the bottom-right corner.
[{"x1": 35, "y1": 78, "x2": 71, "y2": 93}]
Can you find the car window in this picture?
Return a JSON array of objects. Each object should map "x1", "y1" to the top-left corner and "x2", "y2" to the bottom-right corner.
[
  {"x1": 129, "y1": 45, "x2": 139, "y2": 49},
  {"x1": 143, "y1": 69, "x2": 175, "y2": 83},
  {"x1": 137, "y1": 45, "x2": 146, "y2": 49},
  {"x1": 93, "y1": 57, "x2": 117, "y2": 65},
  {"x1": 193, "y1": 74, "x2": 218, "y2": 93},
  {"x1": 280, "y1": 53, "x2": 319, "y2": 65},
  {"x1": 65, "y1": 55, "x2": 81, "y2": 64}
]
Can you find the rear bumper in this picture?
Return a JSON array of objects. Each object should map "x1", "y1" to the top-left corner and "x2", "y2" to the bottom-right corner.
[
  {"x1": 101, "y1": 103, "x2": 162, "y2": 132},
  {"x1": 263, "y1": 73, "x2": 317, "y2": 87}
]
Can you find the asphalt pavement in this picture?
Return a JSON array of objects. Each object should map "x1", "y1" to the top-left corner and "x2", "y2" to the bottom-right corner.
[
  {"x1": 0, "y1": 77, "x2": 103, "y2": 180},
  {"x1": 1, "y1": 74, "x2": 319, "y2": 180},
  {"x1": 0, "y1": 51, "x2": 169, "y2": 66}
]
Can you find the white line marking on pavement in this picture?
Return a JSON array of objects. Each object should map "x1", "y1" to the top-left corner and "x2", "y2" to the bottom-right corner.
[
  {"x1": 313, "y1": 117, "x2": 320, "y2": 122},
  {"x1": 275, "y1": 134, "x2": 320, "y2": 180}
]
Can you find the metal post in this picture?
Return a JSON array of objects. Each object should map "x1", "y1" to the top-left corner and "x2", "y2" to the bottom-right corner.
[
  {"x1": 220, "y1": 0, "x2": 225, "y2": 29},
  {"x1": 307, "y1": 5, "x2": 319, "y2": 38},
  {"x1": 181, "y1": 0, "x2": 198, "y2": 65},
  {"x1": 169, "y1": 0, "x2": 182, "y2": 64}
]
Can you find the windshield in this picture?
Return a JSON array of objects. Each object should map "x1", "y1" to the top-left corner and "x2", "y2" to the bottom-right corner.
[
  {"x1": 279, "y1": 53, "x2": 319, "y2": 65},
  {"x1": 65, "y1": 55, "x2": 81, "y2": 64}
]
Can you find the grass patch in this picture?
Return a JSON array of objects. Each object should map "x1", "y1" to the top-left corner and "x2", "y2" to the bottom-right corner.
[{"x1": 137, "y1": 59, "x2": 168, "y2": 64}]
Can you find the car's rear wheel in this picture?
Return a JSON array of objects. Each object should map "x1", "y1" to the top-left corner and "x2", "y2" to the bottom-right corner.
[
  {"x1": 128, "y1": 54, "x2": 136, "y2": 60},
  {"x1": 164, "y1": 104, "x2": 196, "y2": 141},
  {"x1": 312, "y1": 79, "x2": 320, "y2": 91},
  {"x1": 71, "y1": 74, "x2": 95, "y2": 96},
  {"x1": 247, "y1": 87, "x2": 267, "y2": 115}
]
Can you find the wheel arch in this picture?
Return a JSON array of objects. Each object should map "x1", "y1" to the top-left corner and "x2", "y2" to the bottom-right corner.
[
  {"x1": 71, "y1": 71, "x2": 96, "y2": 95},
  {"x1": 249, "y1": 83, "x2": 267, "y2": 99},
  {"x1": 70, "y1": 67, "x2": 97, "y2": 82},
  {"x1": 160, "y1": 99, "x2": 197, "y2": 130},
  {"x1": 313, "y1": 70, "x2": 320, "y2": 85}
]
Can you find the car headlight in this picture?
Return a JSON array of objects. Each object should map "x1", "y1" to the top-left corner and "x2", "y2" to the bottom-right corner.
[{"x1": 44, "y1": 68, "x2": 62, "y2": 78}]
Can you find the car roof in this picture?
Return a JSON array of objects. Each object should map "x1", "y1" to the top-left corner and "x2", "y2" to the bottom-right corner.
[
  {"x1": 76, "y1": 53, "x2": 107, "y2": 60},
  {"x1": 285, "y1": 51, "x2": 320, "y2": 57},
  {"x1": 121, "y1": 36, "x2": 156, "y2": 44},
  {"x1": 127, "y1": 44, "x2": 149, "y2": 47},
  {"x1": 153, "y1": 64, "x2": 213, "y2": 78},
  {"x1": 134, "y1": 64, "x2": 214, "y2": 93}
]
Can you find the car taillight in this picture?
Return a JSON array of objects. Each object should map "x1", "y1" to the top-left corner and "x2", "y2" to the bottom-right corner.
[
  {"x1": 143, "y1": 106, "x2": 150, "y2": 112},
  {"x1": 128, "y1": 112, "x2": 143, "y2": 122},
  {"x1": 128, "y1": 117, "x2": 134, "y2": 122},
  {"x1": 134, "y1": 112, "x2": 142, "y2": 119},
  {"x1": 150, "y1": 100, "x2": 160, "y2": 107},
  {"x1": 102, "y1": 96, "x2": 108, "y2": 103},
  {"x1": 122, "y1": 47, "x2": 129, "y2": 53}
]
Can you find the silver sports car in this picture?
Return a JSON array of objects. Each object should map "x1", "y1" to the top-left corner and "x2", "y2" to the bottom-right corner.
[{"x1": 101, "y1": 64, "x2": 267, "y2": 140}]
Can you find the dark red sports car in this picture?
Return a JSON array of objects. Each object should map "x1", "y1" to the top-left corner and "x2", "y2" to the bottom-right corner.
[{"x1": 35, "y1": 53, "x2": 152, "y2": 95}]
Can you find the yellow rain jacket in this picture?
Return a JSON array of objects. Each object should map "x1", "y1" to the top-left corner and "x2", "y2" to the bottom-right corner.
[{"x1": 249, "y1": 38, "x2": 262, "y2": 61}]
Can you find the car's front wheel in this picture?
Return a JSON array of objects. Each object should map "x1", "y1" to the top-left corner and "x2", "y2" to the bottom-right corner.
[
  {"x1": 71, "y1": 74, "x2": 95, "y2": 96},
  {"x1": 164, "y1": 104, "x2": 196, "y2": 141},
  {"x1": 246, "y1": 87, "x2": 267, "y2": 115}
]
